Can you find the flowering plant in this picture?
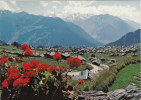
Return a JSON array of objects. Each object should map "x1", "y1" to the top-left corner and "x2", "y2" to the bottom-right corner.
[
  {"x1": 53, "y1": 52, "x2": 62, "y2": 61},
  {"x1": 67, "y1": 57, "x2": 82, "y2": 68},
  {"x1": 20, "y1": 44, "x2": 33, "y2": 56},
  {"x1": 0, "y1": 44, "x2": 83, "y2": 100}
]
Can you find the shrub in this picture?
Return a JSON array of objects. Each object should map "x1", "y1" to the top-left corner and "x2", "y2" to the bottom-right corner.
[
  {"x1": 53, "y1": 52, "x2": 62, "y2": 61},
  {"x1": 0, "y1": 44, "x2": 82, "y2": 100},
  {"x1": 67, "y1": 57, "x2": 81, "y2": 68}
]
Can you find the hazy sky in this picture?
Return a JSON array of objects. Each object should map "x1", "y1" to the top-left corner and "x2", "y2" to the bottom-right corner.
[{"x1": 0, "y1": 0, "x2": 140, "y2": 23}]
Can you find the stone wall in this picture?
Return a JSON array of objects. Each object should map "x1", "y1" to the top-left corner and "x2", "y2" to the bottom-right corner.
[{"x1": 78, "y1": 85, "x2": 141, "y2": 100}]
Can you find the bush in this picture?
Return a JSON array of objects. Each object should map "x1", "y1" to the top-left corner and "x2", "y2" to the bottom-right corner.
[
  {"x1": 67, "y1": 57, "x2": 81, "y2": 68},
  {"x1": 0, "y1": 44, "x2": 83, "y2": 100},
  {"x1": 0, "y1": 57, "x2": 70, "y2": 100}
]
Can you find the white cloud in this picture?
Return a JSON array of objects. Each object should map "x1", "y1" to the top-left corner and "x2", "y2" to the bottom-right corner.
[
  {"x1": 97, "y1": 5, "x2": 140, "y2": 23},
  {"x1": 0, "y1": 1, "x2": 14, "y2": 11},
  {"x1": 0, "y1": 1, "x2": 20, "y2": 12},
  {"x1": 62, "y1": 4, "x2": 140, "y2": 23},
  {"x1": 52, "y1": 6, "x2": 57, "y2": 9},
  {"x1": 40, "y1": 1, "x2": 48, "y2": 7},
  {"x1": 68, "y1": 1, "x2": 96, "y2": 7},
  {"x1": 10, "y1": 1, "x2": 16, "y2": 5},
  {"x1": 52, "y1": 1, "x2": 61, "y2": 5}
]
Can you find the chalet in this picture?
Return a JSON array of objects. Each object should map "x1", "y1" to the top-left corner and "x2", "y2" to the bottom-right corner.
[{"x1": 61, "y1": 52, "x2": 70, "y2": 60}]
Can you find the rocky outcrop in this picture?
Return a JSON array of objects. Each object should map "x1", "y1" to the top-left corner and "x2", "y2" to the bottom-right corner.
[
  {"x1": 108, "y1": 85, "x2": 141, "y2": 100},
  {"x1": 78, "y1": 85, "x2": 141, "y2": 100},
  {"x1": 78, "y1": 91, "x2": 110, "y2": 100}
]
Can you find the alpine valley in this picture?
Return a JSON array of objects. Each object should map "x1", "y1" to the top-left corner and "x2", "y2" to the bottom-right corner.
[{"x1": 0, "y1": 10, "x2": 139, "y2": 47}]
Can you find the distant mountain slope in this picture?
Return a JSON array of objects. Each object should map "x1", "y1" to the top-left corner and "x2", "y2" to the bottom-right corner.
[
  {"x1": 124, "y1": 19, "x2": 140, "y2": 30},
  {"x1": 0, "y1": 10, "x2": 103, "y2": 47},
  {"x1": 0, "y1": 40, "x2": 6, "y2": 45},
  {"x1": 65, "y1": 14, "x2": 135, "y2": 44},
  {"x1": 106, "y1": 29, "x2": 140, "y2": 46}
]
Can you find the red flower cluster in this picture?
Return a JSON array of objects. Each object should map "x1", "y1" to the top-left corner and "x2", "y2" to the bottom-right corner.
[
  {"x1": 30, "y1": 60, "x2": 39, "y2": 68},
  {"x1": 2, "y1": 79, "x2": 8, "y2": 88},
  {"x1": 20, "y1": 44, "x2": 33, "y2": 56},
  {"x1": 7, "y1": 67, "x2": 20, "y2": 75},
  {"x1": 6, "y1": 67, "x2": 20, "y2": 81},
  {"x1": 22, "y1": 63, "x2": 33, "y2": 71},
  {"x1": 37, "y1": 63, "x2": 48, "y2": 71},
  {"x1": 22, "y1": 62, "x2": 36, "y2": 78},
  {"x1": 0, "y1": 57, "x2": 8, "y2": 67},
  {"x1": 24, "y1": 49, "x2": 33, "y2": 56},
  {"x1": 22, "y1": 60, "x2": 48, "y2": 74},
  {"x1": 67, "y1": 57, "x2": 81, "y2": 68},
  {"x1": 78, "y1": 79, "x2": 84, "y2": 84},
  {"x1": 13, "y1": 78, "x2": 30, "y2": 89},
  {"x1": 2, "y1": 67, "x2": 20, "y2": 88},
  {"x1": 53, "y1": 52, "x2": 62, "y2": 61},
  {"x1": 7, "y1": 73, "x2": 19, "y2": 81},
  {"x1": 20, "y1": 44, "x2": 30, "y2": 51},
  {"x1": 23, "y1": 71, "x2": 36, "y2": 78},
  {"x1": 60, "y1": 65, "x2": 67, "y2": 72},
  {"x1": 48, "y1": 66, "x2": 58, "y2": 73},
  {"x1": 1, "y1": 44, "x2": 71, "y2": 91},
  {"x1": 1, "y1": 57, "x2": 8, "y2": 62}
]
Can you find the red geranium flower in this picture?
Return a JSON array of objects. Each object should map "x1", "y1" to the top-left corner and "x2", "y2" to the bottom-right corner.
[
  {"x1": 20, "y1": 44, "x2": 30, "y2": 51},
  {"x1": 23, "y1": 71, "x2": 36, "y2": 78},
  {"x1": 48, "y1": 66, "x2": 58, "y2": 73},
  {"x1": 7, "y1": 73, "x2": 19, "y2": 81},
  {"x1": 20, "y1": 44, "x2": 33, "y2": 56},
  {"x1": 37, "y1": 63, "x2": 48, "y2": 71},
  {"x1": 13, "y1": 78, "x2": 30, "y2": 89},
  {"x1": 30, "y1": 60, "x2": 39, "y2": 68},
  {"x1": 60, "y1": 65, "x2": 67, "y2": 72},
  {"x1": 7, "y1": 67, "x2": 20, "y2": 75},
  {"x1": 0, "y1": 57, "x2": 8, "y2": 67},
  {"x1": 78, "y1": 79, "x2": 84, "y2": 84},
  {"x1": 5, "y1": 73, "x2": 9, "y2": 77},
  {"x1": 6, "y1": 67, "x2": 20, "y2": 81},
  {"x1": 1, "y1": 57, "x2": 8, "y2": 62},
  {"x1": 22, "y1": 63, "x2": 33, "y2": 72},
  {"x1": 24, "y1": 49, "x2": 33, "y2": 56},
  {"x1": 67, "y1": 57, "x2": 81, "y2": 68},
  {"x1": 2, "y1": 79, "x2": 8, "y2": 88},
  {"x1": 53, "y1": 52, "x2": 62, "y2": 61}
]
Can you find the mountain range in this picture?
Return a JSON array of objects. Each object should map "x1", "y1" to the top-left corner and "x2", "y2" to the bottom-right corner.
[
  {"x1": 106, "y1": 29, "x2": 140, "y2": 46},
  {"x1": 0, "y1": 10, "x2": 139, "y2": 47},
  {"x1": 0, "y1": 10, "x2": 102, "y2": 47},
  {"x1": 64, "y1": 14, "x2": 139, "y2": 44}
]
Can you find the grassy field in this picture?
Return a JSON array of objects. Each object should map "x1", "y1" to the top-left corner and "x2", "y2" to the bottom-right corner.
[
  {"x1": 0, "y1": 45, "x2": 93, "y2": 72},
  {"x1": 73, "y1": 56, "x2": 140, "y2": 92},
  {"x1": 109, "y1": 63, "x2": 141, "y2": 91}
]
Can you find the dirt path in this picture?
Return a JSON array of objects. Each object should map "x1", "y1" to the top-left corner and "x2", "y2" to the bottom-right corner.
[{"x1": 68, "y1": 63, "x2": 105, "y2": 76}]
